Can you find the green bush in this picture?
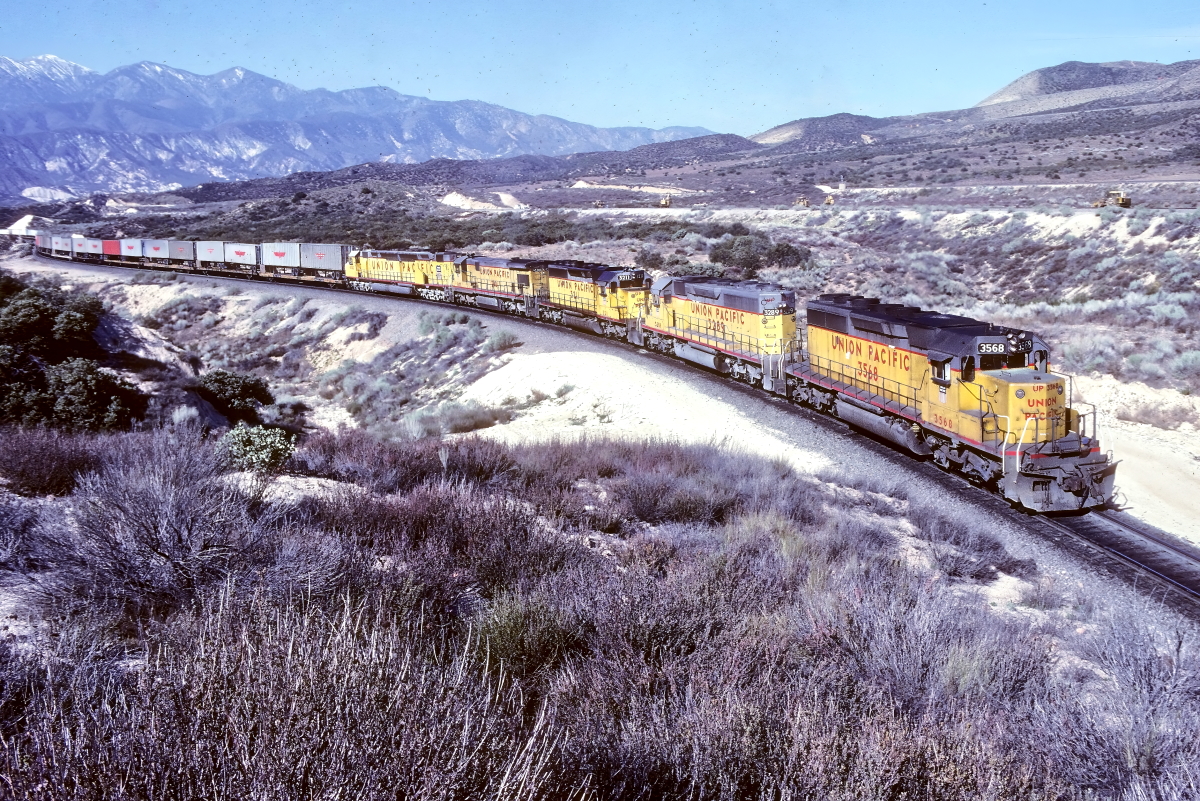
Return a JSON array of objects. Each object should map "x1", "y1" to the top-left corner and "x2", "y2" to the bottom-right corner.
[
  {"x1": 220, "y1": 423, "x2": 295, "y2": 473},
  {"x1": 42, "y1": 359, "x2": 145, "y2": 432},
  {"x1": 0, "y1": 272, "x2": 143, "y2": 432},
  {"x1": 197, "y1": 369, "x2": 274, "y2": 421},
  {"x1": 0, "y1": 285, "x2": 102, "y2": 360}
]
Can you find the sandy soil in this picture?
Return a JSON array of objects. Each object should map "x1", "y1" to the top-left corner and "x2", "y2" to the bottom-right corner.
[
  {"x1": 458, "y1": 352, "x2": 833, "y2": 474},
  {"x1": 1074, "y1": 375, "x2": 1200, "y2": 543}
]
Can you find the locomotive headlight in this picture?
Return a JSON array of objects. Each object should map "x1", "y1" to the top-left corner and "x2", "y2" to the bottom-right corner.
[{"x1": 1016, "y1": 389, "x2": 1026, "y2": 399}]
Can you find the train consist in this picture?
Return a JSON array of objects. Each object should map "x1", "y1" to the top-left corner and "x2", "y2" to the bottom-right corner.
[{"x1": 33, "y1": 234, "x2": 1117, "y2": 513}]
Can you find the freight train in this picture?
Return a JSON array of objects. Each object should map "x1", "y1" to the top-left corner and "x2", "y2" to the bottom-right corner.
[{"x1": 32, "y1": 233, "x2": 1117, "y2": 513}]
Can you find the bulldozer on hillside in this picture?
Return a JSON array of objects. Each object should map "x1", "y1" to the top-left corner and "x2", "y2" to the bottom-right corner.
[
  {"x1": 1092, "y1": 189, "x2": 1132, "y2": 209},
  {"x1": 793, "y1": 196, "x2": 811, "y2": 208}
]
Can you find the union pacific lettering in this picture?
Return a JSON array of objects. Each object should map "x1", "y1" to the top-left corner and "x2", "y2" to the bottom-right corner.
[
  {"x1": 476, "y1": 266, "x2": 513, "y2": 278},
  {"x1": 688, "y1": 301, "x2": 746, "y2": 326},
  {"x1": 830, "y1": 333, "x2": 912, "y2": 372},
  {"x1": 1025, "y1": 396, "x2": 1062, "y2": 408}
]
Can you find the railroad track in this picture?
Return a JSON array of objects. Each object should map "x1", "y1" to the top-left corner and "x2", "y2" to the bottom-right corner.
[
  {"x1": 1034, "y1": 510, "x2": 1200, "y2": 615},
  {"x1": 24, "y1": 255, "x2": 1200, "y2": 617}
]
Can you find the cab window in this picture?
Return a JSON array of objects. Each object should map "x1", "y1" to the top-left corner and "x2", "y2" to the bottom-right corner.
[{"x1": 930, "y1": 360, "x2": 950, "y2": 386}]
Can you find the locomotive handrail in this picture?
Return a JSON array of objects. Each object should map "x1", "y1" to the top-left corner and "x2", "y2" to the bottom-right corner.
[
  {"x1": 997, "y1": 415, "x2": 1013, "y2": 475},
  {"x1": 807, "y1": 353, "x2": 919, "y2": 411},
  {"x1": 1009, "y1": 416, "x2": 1035, "y2": 484}
]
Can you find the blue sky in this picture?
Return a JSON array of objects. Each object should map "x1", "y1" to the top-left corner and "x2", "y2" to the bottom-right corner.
[{"x1": 3, "y1": 0, "x2": 1198, "y2": 135}]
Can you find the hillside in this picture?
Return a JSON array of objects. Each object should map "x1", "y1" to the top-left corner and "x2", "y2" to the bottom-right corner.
[
  {"x1": 7, "y1": 56, "x2": 1200, "y2": 213},
  {"x1": 0, "y1": 55, "x2": 711, "y2": 204},
  {"x1": 1, "y1": 256, "x2": 1198, "y2": 798}
]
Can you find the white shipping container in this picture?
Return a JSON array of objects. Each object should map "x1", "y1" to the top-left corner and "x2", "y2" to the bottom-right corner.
[
  {"x1": 143, "y1": 239, "x2": 169, "y2": 259},
  {"x1": 119, "y1": 238, "x2": 144, "y2": 258},
  {"x1": 73, "y1": 238, "x2": 103, "y2": 254},
  {"x1": 262, "y1": 242, "x2": 301, "y2": 268},
  {"x1": 168, "y1": 241, "x2": 196, "y2": 260},
  {"x1": 196, "y1": 241, "x2": 225, "y2": 263},
  {"x1": 72, "y1": 238, "x2": 89, "y2": 253},
  {"x1": 300, "y1": 243, "x2": 348, "y2": 270},
  {"x1": 223, "y1": 242, "x2": 259, "y2": 266},
  {"x1": 52, "y1": 236, "x2": 71, "y2": 252}
]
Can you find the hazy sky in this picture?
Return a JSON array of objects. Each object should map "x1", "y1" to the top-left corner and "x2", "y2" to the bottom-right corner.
[{"x1": 3, "y1": 0, "x2": 1198, "y2": 135}]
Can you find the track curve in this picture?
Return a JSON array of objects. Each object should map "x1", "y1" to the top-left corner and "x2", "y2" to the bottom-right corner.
[{"x1": 19, "y1": 254, "x2": 1200, "y2": 619}]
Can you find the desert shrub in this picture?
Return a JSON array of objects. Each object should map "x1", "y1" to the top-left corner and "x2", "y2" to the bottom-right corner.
[
  {"x1": 0, "y1": 492, "x2": 39, "y2": 570},
  {"x1": 3, "y1": 432, "x2": 1198, "y2": 798},
  {"x1": 0, "y1": 285, "x2": 103, "y2": 361},
  {"x1": 0, "y1": 274, "x2": 144, "y2": 431},
  {"x1": 910, "y1": 502, "x2": 1036, "y2": 580},
  {"x1": 0, "y1": 426, "x2": 102, "y2": 495},
  {"x1": 344, "y1": 309, "x2": 388, "y2": 342},
  {"x1": 219, "y1": 423, "x2": 296, "y2": 473},
  {"x1": 483, "y1": 330, "x2": 521, "y2": 353},
  {"x1": 423, "y1": 401, "x2": 514, "y2": 434},
  {"x1": 709, "y1": 233, "x2": 771, "y2": 278},
  {"x1": 1116, "y1": 401, "x2": 1200, "y2": 430},
  {"x1": 26, "y1": 426, "x2": 281, "y2": 617},
  {"x1": 315, "y1": 315, "x2": 500, "y2": 433},
  {"x1": 196, "y1": 369, "x2": 274, "y2": 421},
  {"x1": 635, "y1": 247, "x2": 665, "y2": 271},
  {"x1": 290, "y1": 429, "x2": 514, "y2": 493},
  {"x1": 41, "y1": 358, "x2": 146, "y2": 432}
]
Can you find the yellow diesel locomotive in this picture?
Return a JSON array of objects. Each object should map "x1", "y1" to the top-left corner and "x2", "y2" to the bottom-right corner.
[
  {"x1": 33, "y1": 235, "x2": 1117, "y2": 513},
  {"x1": 792, "y1": 295, "x2": 1115, "y2": 511},
  {"x1": 639, "y1": 275, "x2": 797, "y2": 391}
]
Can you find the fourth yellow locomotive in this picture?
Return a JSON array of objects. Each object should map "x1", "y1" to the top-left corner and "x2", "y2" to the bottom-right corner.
[{"x1": 35, "y1": 234, "x2": 1118, "y2": 513}]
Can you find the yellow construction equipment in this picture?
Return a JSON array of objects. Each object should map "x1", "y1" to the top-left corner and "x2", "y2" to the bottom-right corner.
[
  {"x1": 659, "y1": 195, "x2": 673, "y2": 208},
  {"x1": 1092, "y1": 189, "x2": 1132, "y2": 208},
  {"x1": 823, "y1": 195, "x2": 836, "y2": 206},
  {"x1": 793, "y1": 196, "x2": 810, "y2": 207}
]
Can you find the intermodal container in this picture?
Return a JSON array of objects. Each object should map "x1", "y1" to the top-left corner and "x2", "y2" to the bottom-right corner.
[
  {"x1": 143, "y1": 239, "x2": 169, "y2": 261},
  {"x1": 168, "y1": 241, "x2": 196, "y2": 261},
  {"x1": 119, "y1": 239, "x2": 144, "y2": 259},
  {"x1": 103, "y1": 240, "x2": 121, "y2": 256},
  {"x1": 52, "y1": 236, "x2": 71, "y2": 253},
  {"x1": 301, "y1": 243, "x2": 349, "y2": 270},
  {"x1": 223, "y1": 242, "x2": 259, "y2": 266},
  {"x1": 73, "y1": 238, "x2": 103, "y2": 256},
  {"x1": 196, "y1": 241, "x2": 225, "y2": 263},
  {"x1": 262, "y1": 242, "x2": 301, "y2": 268}
]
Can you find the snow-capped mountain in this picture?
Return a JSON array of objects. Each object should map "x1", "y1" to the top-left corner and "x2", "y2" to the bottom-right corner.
[{"x1": 0, "y1": 56, "x2": 711, "y2": 203}]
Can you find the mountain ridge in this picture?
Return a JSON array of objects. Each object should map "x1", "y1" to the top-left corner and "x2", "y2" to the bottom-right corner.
[{"x1": 0, "y1": 55, "x2": 712, "y2": 203}]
